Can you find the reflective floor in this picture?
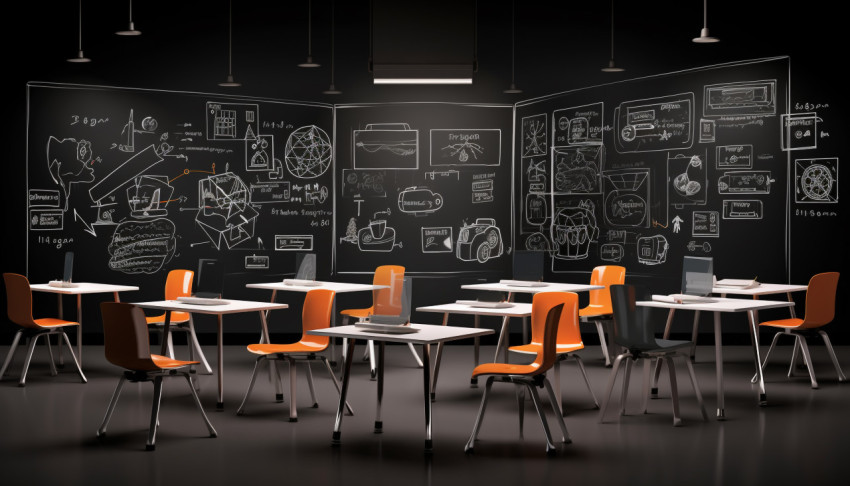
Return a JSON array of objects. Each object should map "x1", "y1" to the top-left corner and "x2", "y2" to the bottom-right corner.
[{"x1": 1, "y1": 342, "x2": 848, "y2": 486}]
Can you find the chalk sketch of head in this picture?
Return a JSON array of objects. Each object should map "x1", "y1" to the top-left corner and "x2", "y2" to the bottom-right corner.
[{"x1": 47, "y1": 136, "x2": 95, "y2": 211}]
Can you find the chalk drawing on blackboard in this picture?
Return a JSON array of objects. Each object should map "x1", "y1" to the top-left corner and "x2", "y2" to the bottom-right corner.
[
  {"x1": 249, "y1": 181, "x2": 290, "y2": 204},
  {"x1": 245, "y1": 254, "x2": 270, "y2": 270},
  {"x1": 795, "y1": 158, "x2": 838, "y2": 203},
  {"x1": 73, "y1": 209, "x2": 98, "y2": 236},
  {"x1": 525, "y1": 192, "x2": 548, "y2": 226},
  {"x1": 275, "y1": 235, "x2": 314, "y2": 251},
  {"x1": 340, "y1": 218, "x2": 358, "y2": 244},
  {"x1": 703, "y1": 80, "x2": 776, "y2": 117},
  {"x1": 88, "y1": 144, "x2": 164, "y2": 204},
  {"x1": 614, "y1": 93, "x2": 694, "y2": 153},
  {"x1": 108, "y1": 218, "x2": 176, "y2": 274},
  {"x1": 521, "y1": 114, "x2": 547, "y2": 158},
  {"x1": 304, "y1": 183, "x2": 329, "y2": 205},
  {"x1": 523, "y1": 232, "x2": 551, "y2": 252},
  {"x1": 195, "y1": 172, "x2": 259, "y2": 250},
  {"x1": 421, "y1": 227, "x2": 453, "y2": 253},
  {"x1": 781, "y1": 113, "x2": 820, "y2": 151},
  {"x1": 602, "y1": 169, "x2": 650, "y2": 228},
  {"x1": 206, "y1": 102, "x2": 259, "y2": 141},
  {"x1": 430, "y1": 129, "x2": 501, "y2": 166},
  {"x1": 457, "y1": 218, "x2": 503, "y2": 263},
  {"x1": 353, "y1": 123, "x2": 418, "y2": 170},
  {"x1": 636, "y1": 235, "x2": 668, "y2": 265},
  {"x1": 46, "y1": 136, "x2": 95, "y2": 211},
  {"x1": 119, "y1": 109, "x2": 135, "y2": 152},
  {"x1": 668, "y1": 152, "x2": 707, "y2": 208},
  {"x1": 692, "y1": 211, "x2": 720, "y2": 237},
  {"x1": 672, "y1": 215, "x2": 683, "y2": 234},
  {"x1": 29, "y1": 209, "x2": 64, "y2": 231},
  {"x1": 398, "y1": 186, "x2": 443, "y2": 215},
  {"x1": 283, "y1": 125, "x2": 332, "y2": 178},
  {"x1": 698, "y1": 118, "x2": 715, "y2": 143},
  {"x1": 127, "y1": 175, "x2": 174, "y2": 218},
  {"x1": 722, "y1": 200, "x2": 763, "y2": 220},
  {"x1": 357, "y1": 219, "x2": 401, "y2": 252},
  {"x1": 246, "y1": 135, "x2": 274, "y2": 171},
  {"x1": 552, "y1": 146, "x2": 602, "y2": 195},
  {"x1": 600, "y1": 243, "x2": 624, "y2": 262},
  {"x1": 686, "y1": 241, "x2": 712, "y2": 253},
  {"x1": 141, "y1": 117, "x2": 158, "y2": 132},
  {"x1": 343, "y1": 169, "x2": 387, "y2": 198},
  {"x1": 425, "y1": 169, "x2": 459, "y2": 181},
  {"x1": 717, "y1": 170, "x2": 774, "y2": 195},
  {"x1": 716, "y1": 145, "x2": 753, "y2": 169},
  {"x1": 471, "y1": 178, "x2": 494, "y2": 204},
  {"x1": 552, "y1": 102, "x2": 604, "y2": 147},
  {"x1": 525, "y1": 157, "x2": 547, "y2": 182},
  {"x1": 551, "y1": 200, "x2": 598, "y2": 261}
]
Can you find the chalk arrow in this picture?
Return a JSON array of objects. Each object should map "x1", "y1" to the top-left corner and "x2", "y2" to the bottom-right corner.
[{"x1": 73, "y1": 209, "x2": 97, "y2": 237}]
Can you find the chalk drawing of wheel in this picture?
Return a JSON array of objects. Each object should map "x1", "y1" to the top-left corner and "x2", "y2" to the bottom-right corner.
[
  {"x1": 485, "y1": 229, "x2": 499, "y2": 248},
  {"x1": 621, "y1": 125, "x2": 636, "y2": 142},
  {"x1": 476, "y1": 242, "x2": 491, "y2": 263},
  {"x1": 801, "y1": 164, "x2": 833, "y2": 200}
]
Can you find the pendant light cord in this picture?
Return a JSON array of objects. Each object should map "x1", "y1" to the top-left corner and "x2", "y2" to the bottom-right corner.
[
  {"x1": 307, "y1": 0, "x2": 313, "y2": 58},
  {"x1": 129, "y1": 0, "x2": 133, "y2": 24},
  {"x1": 703, "y1": 0, "x2": 708, "y2": 30},
  {"x1": 510, "y1": 0, "x2": 516, "y2": 84},
  {"x1": 227, "y1": 0, "x2": 233, "y2": 75},
  {"x1": 610, "y1": 0, "x2": 615, "y2": 60},
  {"x1": 78, "y1": 0, "x2": 83, "y2": 51},
  {"x1": 330, "y1": 0, "x2": 335, "y2": 84}
]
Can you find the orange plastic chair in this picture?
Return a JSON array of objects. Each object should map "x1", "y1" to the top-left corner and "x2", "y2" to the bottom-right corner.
[
  {"x1": 465, "y1": 293, "x2": 570, "y2": 455},
  {"x1": 237, "y1": 288, "x2": 353, "y2": 421},
  {"x1": 1, "y1": 273, "x2": 86, "y2": 386},
  {"x1": 753, "y1": 272, "x2": 845, "y2": 389},
  {"x1": 340, "y1": 265, "x2": 421, "y2": 379},
  {"x1": 145, "y1": 269, "x2": 212, "y2": 374},
  {"x1": 579, "y1": 266, "x2": 626, "y2": 366},
  {"x1": 96, "y1": 302, "x2": 216, "y2": 450},
  {"x1": 510, "y1": 292, "x2": 598, "y2": 415}
]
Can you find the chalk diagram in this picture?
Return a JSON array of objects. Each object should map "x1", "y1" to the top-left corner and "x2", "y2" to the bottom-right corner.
[
  {"x1": 795, "y1": 158, "x2": 838, "y2": 203},
  {"x1": 718, "y1": 171, "x2": 774, "y2": 195},
  {"x1": 303, "y1": 183, "x2": 329, "y2": 205},
  {"x1": 246, "y1": 135, "x2": 274, "y2": 171},
  {"x1": 552, "y1": 102, "x2": 604, "y2": 146},
  {"x1": 46, "y1": 136, "x2": 96, "y2": 211},
  {"x1": 108, "y1": 218, "x2": 176, "y2": 274},
  {"x1": 703, "y1": 80, "x2": 776, "y2": 117},
  {"x1": 716, "y1": 145, "x2": 753, "y2": 169},
  {"x1": 636, "y1": 235, "x2": 668, "y2": 265},
  {"x1": 471, "y1": 177, "x2": 494, "y2": 204},
  {"x1": 521, "y1": 114, "x2": 547, "y2": 158},
  {"x1": 457, "y1": 218, "x2": 503, "y2": 263},
  {"x1": 88, "y1": 144, "x2": 165, "y2": 205},
  {"x1": 692, "y1": 211, "x2": 720, "y2": 237},
  {"x1": 602, "y1": 169, "x2": 650, "y2": 227},
  {"x1": 698, "y1": 118, "x2": 715, "y2": 143},
  {"x1": 206, "y1": 102, "x2": 259, "y2": 141},
  {"x1": 421, "y1": 227, "x2": 453, "y2": 253},
  {"x1": 245, "y1": 254, "x2": 270, "y2": 270},
  {"x1": 430, "y1": 129, "x2": 501, "y2": 166},
  {"x1": 781, "y1": 113, "x2": 820, "y2": 151},
  {"x1": 668, "y1": 152, "x2": 707, "y2": 207},
  {"x1": 358, "y1": 219, "x2": 401, "y2": 252},
  {"x1": 523, "y1": 232, "x2": 551, "y2": 252},
  {"x1": 614, "y1": 93, "x2": 694, "y2": 153},
  {"x1": 722, "y1": 200, "x2": 763, "y2": 220},
  {"x1": 195, "y1": 172, "x2": 259, "y2": 250},
  {"x1": 127, "y1": 175, "x2": 174, "y2": 218},
  {"x1": 551, "y1": 200, "x2": 598, "y2": 260},
  {"x1": 284, "y1": 125, "x2": 332, "y2": 178},
  {"x1": 343, "y1": 169, "x2": 387, "y2": 198},
  {"x1": 600, "y1": 243, "x2": 624, "y2": 262},
  {"x1": 398, "y1": 186, "x2": 443, "y2": 215},
  {"x1": 354, "y1": 123, "x2": 418, "y2": 170},
  {"x1": 552, "y1": 146, "x2": 602, "y2": 194},
  {"x1": 525, "y1": 192, "x2": 548, "y2": 226},
  {"x1": 687, "y1": 241, "x2": 712, "y2": 253}
]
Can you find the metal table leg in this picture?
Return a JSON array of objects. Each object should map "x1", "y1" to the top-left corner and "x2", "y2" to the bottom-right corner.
[
  {"x1": 258, "y1": 309, "x2": 283, "y2": 402},
  {"x1": 76, "y1": 294, "x2": 82, "y2": 368},
  {"x1": 375, "y1": 341, "x2": 385, "y2": 433},
  {"x1": 332, "y1": 338, "x2": 355, "y2": 445},
  {"x1": 430, "y1": 312, "x2": 449, "y2": 400},
  {"x1": 651, "y1": 309, "x2": 676, "y2": 397},
  {"x1": 216, "y1": 314, "x2": 224, "y2": 410},
  {"x1": 471, "y1": 314, "x2": 480, "y2": 387},
  {"x1": 747, "y1": 309, "x2": 767, "y2": 406},
  {"x1": 422, "y1": 343, "x2": 433, "y2": 453},
  {"x1": 714, "y1": 311, "x2": 725, "y2": 419}
]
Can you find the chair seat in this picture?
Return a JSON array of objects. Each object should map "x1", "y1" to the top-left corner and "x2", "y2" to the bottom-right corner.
[
  {"x1": 146, "y1": 313, "x2": 190, "y2": 325},
  {"x1": 579, "y1": 305, "x2": 612, "y2": 319},
  {"x1": 510, "y1": 342, "x2": 584, "y2": 355},
  {"x1": 33, "y1": 317, "x2": 79, "y2": 328},
  {"x1": 760, "y1": 318, "x2": 804, "y2": 329},
  {"x1": 247, "y1": 342, "x2": 326, "y2": 355},
  {"x1": 471, "y1": 362, "x2": 544, "y2": 378},
  {"x1": 340, "y1": 307, "x2": 371, "y2": 318},
  {"x1": 638, "y1": 338, "x2": 692, "y2": 356},
  {"x1": 151, "y1": 354, "x2": 198, "y2": 369}
]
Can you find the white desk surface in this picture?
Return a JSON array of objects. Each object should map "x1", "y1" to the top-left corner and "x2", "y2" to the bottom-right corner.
[
  {"x1": 308, "y1": 324, "x2": 493, "y2": 345},
  {"x1": 30, "y1": 282, "x2": 139, "y2": 295},
  {"x1": 637, "y1": 296, "x2": 795, "y2": 313},
  {"x1": 712, "y1": 283, "x2": 808, "y2": 296},
  {"x1": 461, "y1": 282, "x2": 603, "y2": 293},
  {"x1": 416, "y1": 302, "x2": 533, "y2": 317},
  {"x1": 132, "y1": 299, "x2": 288, "y2": 315},
  {"x1": 246, "y1": 281, "x2": 388, "y2": 293}
]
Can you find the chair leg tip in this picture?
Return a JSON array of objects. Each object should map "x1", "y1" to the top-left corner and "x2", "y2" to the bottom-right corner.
[
  {"x1": 312, "y1": 403, "x2": 319, "y2": 408},
  {"x1": 289, "y1": 418, "x2": 298, "y2": 423},
  {"x1": 275, "y1": 394, "x2": 284, "y2": 402},
  {"x1": 146, "y1": 444, "x2": 155, "y2": 451}
]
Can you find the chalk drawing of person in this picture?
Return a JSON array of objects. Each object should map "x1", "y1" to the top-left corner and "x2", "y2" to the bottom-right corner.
[{"x1": 47, "y1": 136, "x2": 95, "y2": 211}]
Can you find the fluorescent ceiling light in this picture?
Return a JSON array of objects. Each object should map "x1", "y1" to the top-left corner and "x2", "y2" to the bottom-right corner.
[
  {"x1": 373, "y1": 64, "x2": 473, "y2": 85},
  {"x1": 374, "y1": 78, "x2": 472, "y2": 85}
]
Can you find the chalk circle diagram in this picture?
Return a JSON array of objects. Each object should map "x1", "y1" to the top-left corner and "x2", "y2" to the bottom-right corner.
[
  {"x1": 795, "y1": 158, "x2": 838, "y2": 203},
  {"x1": 284, "y1": 125, "x2": 332, "y2": 179}
]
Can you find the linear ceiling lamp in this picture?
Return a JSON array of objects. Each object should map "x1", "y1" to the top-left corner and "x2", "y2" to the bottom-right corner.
[
  {"x1": 323, "y1": 0, "x2": 341, "y2": 94},
  {"x1": 298, "y1": 0, "x2": 320, "y2": 67},
  {"x1": 601, "y1": 0, "x2": 624, "y2": 72},
  {"x1": 116, "y1": 0, "x2": 141, "y2": 36},
  {"x1": 503, "y1": 0, "x2": 522, "y2": 94},
  {"x1": 693, "y1": 0, "x2": 719, "y2": 43},
  {"x1": 67, "y1": 0, "x2": 91, "y2": 62},
  {"x1": 219, "y1": 0, "x2": 241, "y2": 87}
]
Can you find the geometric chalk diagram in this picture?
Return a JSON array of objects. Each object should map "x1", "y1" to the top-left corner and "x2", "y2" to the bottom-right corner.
[
  {"x1": 46, "y1": 136, "x2": 96, "y2": 211},
  {"x1": 195, "y1": 172, "x2": 259, "y2": 250},
  {"x1": 126, "y1": 175, "x2": 174, "y2": 218},
  {"x1": 521, "y1": 114, "x2": 547, "y2": 158},
  {"x1": 354, "y1": 123, "x2": 419, "y2": 170},
  {"x1": 206, "y1": 101, "x2": 259, "y2": 141},
  {"x1": 246, "y1": 135, "x2": 274, "y2": 171},
  {"x1": 456, "y1": 218, "x2": 503, "y2": 263},
  {"x1": 795, "y1": 158, "x2": 838, "y2": 203},
  {"x1": 552, "y1": 146, "x2": 602, "y2": 194},
  {"x1": 668, "y1": 152, "x2": 707, "y2": 207},
  {"x1": 284, "y1": 125, "x2": 333, "y2": 178},
  {"x1": 550, "y1": 200, "x2": 599, "y2": 261}
]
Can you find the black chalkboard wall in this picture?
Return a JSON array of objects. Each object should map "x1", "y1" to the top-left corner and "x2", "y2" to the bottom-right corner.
[
  {"x1": 26, "y1": 83, "x2": 334, "y2": 294},
  {"x1": 514, "y1": 58, "x2": 791, "y2": 292}
]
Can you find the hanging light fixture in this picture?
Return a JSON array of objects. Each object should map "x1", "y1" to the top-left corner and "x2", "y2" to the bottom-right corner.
[
  {"x1": 692, "y1": 0, "x2": 719, "y2": 43},
  {"x1": 323, "y1": 0, "x2": 341, "y2": 94},
  {"x1": 219, "y1": 0, "x2": 241, "y2": 87},
  {"x1": 116, "y1": 0, "x2": 141, "y2": 36},
  {"x1": 67, "y1": 0, "x2": 91, "y2": 62},
  {"x1": 298, "y1": 0, "x2": 321, "y2": 68},
  {"x1": 503, "y1": 0, "x2": 522, "y2": 94},
  {"x1": 601, "y1": 0, "x2": 624, "y2": 72}
]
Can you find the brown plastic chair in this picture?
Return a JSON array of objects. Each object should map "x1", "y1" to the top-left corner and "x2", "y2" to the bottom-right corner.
[
  {"x1": 465, "y1": 293, "x2": 570, "y2": 455},
  {"x1": 145, "y1": 269, "x2": 212, "y2": 374},
  {"x1": 340, "y1": 265, "x2": 421, "y2": 379},
  {"x1": 753, "y1": 272, "x2": 845, "y2": 389},
  {"x1": 237, "y1": 289, "x2": 353, "y2": 421},
  {"x1": 96, "y1": 302, "x2": 216, "y2": 451},
  {"x1": 1, "y1": 273, "x2": 86, "y2": 386},
  {"x1": 510, "y1": 292, "x2": 598, "y2": 415},
  {"x1": 579, "y1": 265, "x2": 626, "y2": 367}
]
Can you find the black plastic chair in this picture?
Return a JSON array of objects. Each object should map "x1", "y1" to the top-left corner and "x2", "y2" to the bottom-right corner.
[{"x1": 598, "y1": 284, "x2": 708, "y2": 426}]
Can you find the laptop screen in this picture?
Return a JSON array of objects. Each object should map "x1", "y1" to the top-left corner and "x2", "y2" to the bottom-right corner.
[
  {"x1": 681, "y1": 256, "x2": 714, "y2": 297},
  {"x1": 195, "y1": 259, "x2": 223, "y2": 298},
  {"x1": 513, "y1": 251, "x2": 544, "y2": 282},
  {"x1": 62, "y1": 252, "x2": 74, "y2": 282},
  {"x1": 295, "y1": 253, "x2": 317, "y2": 281}
]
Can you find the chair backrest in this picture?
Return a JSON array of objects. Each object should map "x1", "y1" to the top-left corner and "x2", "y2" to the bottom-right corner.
[
  {"x1": 527, "y1": 292, "x2": 580, "y2": 348},
  {"x1": 3, "y1": 273, "x2": 38, "y2": 329},
  {"x1": 100, "y1": 302, "x2": 160, "y2": 371},
  {"x1": 586, "y1": 266, "x2": 626, "y2": 310},
  {"x1": 372, "y1": 265, "x2": 405, "y2": 316},
  {"x1": 165, "y1": 269, "x2": 194, "y2": 300},
  {"x1": 527, "y1": 295, "x2": 565, "y2": 375},
  {"x1": 610, "y1": 284, "x2": 658, "y2": 352},
  {"x1": 800, "y1": 272, "x2": 840, "y2": 329},
  {"x1": 298, "y1": 288, "x2": 336, "y2": 348}
]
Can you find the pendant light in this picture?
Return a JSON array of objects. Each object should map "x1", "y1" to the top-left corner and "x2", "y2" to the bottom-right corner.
[
  {"x1": 692, "y1": 0, "x2": 719, "y2": 43},
  {"x1": 67, "y1": 0, "x2": 91, "y2": 62},
  {"x1": 601, "y1": 0, "x2": 624, "y2": 72},
  {"x1": 323, "y1": 0, "x2": 341, "y2": 94},
  {"x1": 219, "y1": 0, "x2": 241, "y2": 87},
  {"x1": 116, "y1": 0, "x2": 141, "y2": 36},
  {"x1": 503, "y1": 0, "x2": 522, "y2": 94},
  {"x1": 298, "y1": 0, "x2": 321, "y2": 68}
]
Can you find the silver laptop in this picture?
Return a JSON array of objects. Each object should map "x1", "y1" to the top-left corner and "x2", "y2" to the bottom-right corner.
[{"x1": 672, "y1": 256, "x2": 716, "y2": 303}]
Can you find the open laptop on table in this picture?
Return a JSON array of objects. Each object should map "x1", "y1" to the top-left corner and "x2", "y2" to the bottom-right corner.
[
  {"x1": 665, "y1": 256, "x2": 716, "y2": 304},
  {"x1": 500, "y1": 250, "x2": 548, "y2": 287},
  {"x1": 48, "y1": 252, "x2": 78, "y2": 288},
  {"x1": 176, "y1": 259, "x2": 229, "y2": 305}
]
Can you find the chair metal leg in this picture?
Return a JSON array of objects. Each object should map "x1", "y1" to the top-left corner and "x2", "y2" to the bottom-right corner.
[
  {"x1": 819, "y1": 330, "x2": 847, "y2": 382},
  {"x1": 45, "y1": 334, "x2": 57, "y2": 376},
  {"x1": 542, "y1": 378, "x2": 571, "y2": 444},
  {"x1": 516, "y1": 385, "x2": 525, "y2": 438},
  {"x1": 166, "y1": 332, "x2": 175, "y2": 359},
  {"x1": 18, "y1": 335, "x2": 41, "y2": 387},
  {"x1": 236, "y1": 357, "x2": 264, "y2": 416},
  {"x1": 368, "y1": 340, "x2": 377, "y2": 380},
  {"x1": 407, "y1": 343, "x2": 423, "y2": 368},
  {"x1": 304, "y1": 361, "x2": 318, "y2": 408},
  {"x1": 753, "y1": 331, "x2": 784, "y2": 383},
  {"x1": 599, "y1": 353, "x2": 627, "y2": 423},
  {"x1": 526, "y1": 383, "x2": 557, "y2": 454},
  {"x1": 620, "y1": 358, "x2": 633, "y2": 416},
  {"x1": 146, "y1": 376, "x2": 164, "y2": 451},
  {"x1": 60, "y1": 331, "x2": 87, "y2": 383},
  {"x1": 641, "y1": 358, "x2": 651, "y2": 414},
  {"x1": 552, "y1": 360, "x2": 563, "y2": 415},
  {"x1": 683, "y1": 355, "x2": 709, "y2": 421},
  {"x1": 375, "y1": 342, "x2": 385, "y2": 433},
  {"x1": 0, "y1": 330, "x2": 23, "y2": 379},
  {"x1": 97, "y1": 374, "x2": 127, "y2": 437},
  {"x1": 690, "y1": 311, "x2": 701, "y2": 361},
  {"x1": 183, "y1": 374, "x2": 217, "y2": 437},
  {"x1": 666, "y1": 356, "x2": 682, "y2": 427},
  {"x1": 788, "y1": 338, "x2": 801, "y2": 377},
  {"x1": 465, "y1": 376, "x2": 494, "y2": 453},
  {"x1": 288, "y1": 358, "x2": 298, "y2": 422},
  {"x1": 188, "y1": 318, "x2": 213, "y2": 374},
  {"x1": 594, "y1": 320, "x2": 612, "y2": 367},
  {"x1": 322, "y1": 358, "x2": 354, "y2": 415},
  {"x1": 796, "y1": 336, "x2": 818, "y2": 389},
  {"x1": 573, "y1": 354, "x2": 599, "y2": 410}
]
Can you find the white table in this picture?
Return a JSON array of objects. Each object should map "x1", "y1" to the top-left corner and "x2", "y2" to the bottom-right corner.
[
  {"x1": 637, "y1": 297, "x2": 794, "y2": 419},
  {"x1": 308, "y1": 323, "x2": 494, "y2": 453},
  {"x1": 132, "y1": 299, "x2": 288, "y2": 410},
  {"x1": 30, "y1": 282, "x2": 139, "y2": 366},
  {"x1": 416, "y1": 302, "x2": 533, "y2": 398}
]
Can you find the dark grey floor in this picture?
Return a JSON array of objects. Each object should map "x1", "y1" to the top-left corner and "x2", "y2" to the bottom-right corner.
[{"x1": 1, "y1": 340, "x2": 848, "y2": 486}]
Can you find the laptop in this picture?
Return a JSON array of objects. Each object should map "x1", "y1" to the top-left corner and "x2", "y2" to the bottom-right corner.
[
  {"x1": 670, "y1": 256, "x2": 716, "y2": 303},
  {"x1": 283, "y1": 253, "x2": 322, "y2": 286},
  {"x1": 500, "y1": 250, "x2": 548, "y2": 287},
  {"x1": 49, "y1": 252, "x2": 78, "y2": 287},
  {"x1": 194, "y1": 259, "x2": 224, "y2": 298}
]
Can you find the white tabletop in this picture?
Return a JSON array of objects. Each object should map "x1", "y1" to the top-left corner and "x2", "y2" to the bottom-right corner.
[
  {"x1": 246, "y1": 281, "x2": 388, "y2": 293},
  {"x1": 461, "y1": 282, "x2": 603, "y2": 294},
  {"x1": 132, "y1": 299, "x2": 288, "y2": 315},
  {"x1": 637, "y1": 296, "x2": 795, "y2": 313},
  {"x1": 416, "y1": 302, "x2": 533, "y2": 317},
  {"x1": 712, "y1": 283, "x2": 808, "y2": 296},
  {"x1": 30, "y1": 282, "x2": 139, "y2": 295},
  {"x1": 308, "y1": 323, "x2": 493, "y2": 345}
]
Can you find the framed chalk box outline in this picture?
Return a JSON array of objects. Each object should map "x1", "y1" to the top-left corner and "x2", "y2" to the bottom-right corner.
[{"x1": 795, "y1": 158, "x2": 838, "y2": 203}]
